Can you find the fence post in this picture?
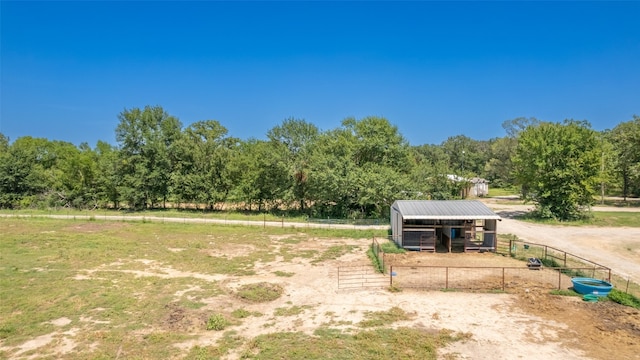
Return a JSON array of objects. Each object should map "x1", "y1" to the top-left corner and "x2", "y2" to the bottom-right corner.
[
  {"x1": 563, "y1": 252, "x2": 567, "y2": 267},
  {"x1": 445, "y1": 267, "x2": 449, "y2": 290},
  {"x1": 558, "y1": 269, "x2": 562, "y2": 290},
  {"x1": 502, "y1": 268, "x2": 505, "y2": 291},
  {"x1": 390, "y1": 266, "x2": 393, "y2": 287}
]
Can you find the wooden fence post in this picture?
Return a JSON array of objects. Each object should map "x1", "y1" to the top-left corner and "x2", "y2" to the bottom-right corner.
[
  {"x1": 445, "y1": 267, "x2": 449, "y2": 290},
  {"x1": 390, "y1": 266, "x2": 393, "y2": 287}
]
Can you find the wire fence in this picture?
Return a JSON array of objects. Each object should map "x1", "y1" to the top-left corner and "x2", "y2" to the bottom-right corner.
[
  {"x1": 508, "y1": 239, "x2": 639, "y2": 298},
  {"x1": 362, "y1": 237, "x2": 640, "y2": 298},
  {"x1": 308, "y1": 218, "x2": 388, "y2": 226},
  {"x1": 388, "y1": 265, "x2": 611, "y2": 292}
]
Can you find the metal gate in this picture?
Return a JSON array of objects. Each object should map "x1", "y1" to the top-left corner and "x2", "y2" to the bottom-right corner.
[{"x1": 337, "y1": 265, "x2": 388, "y2": 289}]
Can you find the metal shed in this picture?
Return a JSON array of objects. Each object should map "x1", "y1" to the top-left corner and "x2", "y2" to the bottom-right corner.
[{"x1": 390, "y1": 200, "x2": 501, "y2": 252}]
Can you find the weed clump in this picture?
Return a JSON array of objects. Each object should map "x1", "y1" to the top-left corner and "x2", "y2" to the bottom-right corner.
[
  {"x1": 206, "y1": 314, "x2": 230, "y2": 331},
  {"x1": 236, "y1": 282, "x2": 283, "y2": 302}
]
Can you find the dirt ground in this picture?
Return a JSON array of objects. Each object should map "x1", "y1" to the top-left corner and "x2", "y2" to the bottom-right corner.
[
  {"x1": 154, "y1": 240, "x2": 640, "y2": 360},
  {"x1": 6, "y1": 235, "x2": 639, "y2": 360},
  {"x1": 3, "y1": 207, "x2": 640, "y2": 360}
]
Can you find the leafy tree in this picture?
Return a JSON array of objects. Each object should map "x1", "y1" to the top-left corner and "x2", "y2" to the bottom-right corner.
[
  {"x1": 95, "y1": 141, "x2": 121, "y2": 208},
  {"x1": 231, "y1": 139, "x2": 288, "y2": 211},
  {"x1": 609, "y1": 115, "x2": 640, "y2": 199},
  {"x1": 267, "y1": 118, "x2": 319, "y2": 211},
  {"x1": 342, "y1": 116, "x2": 411, "y2": 170},
  {"x1": 484, "y1": 137, "x2": 516, "y2": 188},
  {"x1": 0, "y1": 133, "x2": 8, "y2": 151},
  {"x1": 115, "y1": 106, "x2": 182, "y2": 209},
  {"x1": 171, "y1": 120, "x2": 238, "y2": 209},
  {"x1": 513, "y1": 120, "x2": 601, "y2": 220},
  {"x1": 594, "y1": 131, "x2": 618, "y2": 203},
  {"x1": 441, "y1": 135, "x2": 489, "y2": 177},
  {"x1": 409, "y1": 145, "x2": 457, "y2": 199},
  {"x1": 308, "y1": 117, "x2": 412, "y2": 218},
  {"x1": 0, "y1": 137, "x2": 48, "y2": 208},
  {"x1": 485, "y1": 117, "x2": 542, "y2": 189},
  {"x1": 44, "y1": 141, "x2": 99, "y2": 208},
  {"x1": 502, "y1": 117, "x2": 541, "y2": 138},
  {"x1": 307, "y1": 128, "x2": 359, "y2": 217}
]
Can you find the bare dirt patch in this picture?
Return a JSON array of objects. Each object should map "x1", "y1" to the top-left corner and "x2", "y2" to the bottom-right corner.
[{"x1": 4, "y1": 228, "x2": 639, "y2": 360}]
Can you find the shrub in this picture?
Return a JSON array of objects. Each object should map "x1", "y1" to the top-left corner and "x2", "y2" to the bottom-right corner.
[{"x1": 206, "y1": 314, "x2": 229, "y2": 331}]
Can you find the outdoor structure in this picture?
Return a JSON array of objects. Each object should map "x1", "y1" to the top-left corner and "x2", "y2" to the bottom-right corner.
[
  {"x1": 468, "y1": 177, "x2": 489, "y2": 197},
  {"x1": 390, "y1": 200, "x2": 501, "y2": 252},
  {"x1": 447, "y1": 175, "x2": 489, "y2": 198}
]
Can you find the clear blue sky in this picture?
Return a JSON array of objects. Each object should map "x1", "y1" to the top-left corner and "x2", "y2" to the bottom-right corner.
[{"x1": 1, "y1": 1, "x2": 638, "y2": 146}]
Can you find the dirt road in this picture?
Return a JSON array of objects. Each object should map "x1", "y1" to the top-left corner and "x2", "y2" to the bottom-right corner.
[{"x1": 484, "y1": 201, "x2": 640, "y2": 282}]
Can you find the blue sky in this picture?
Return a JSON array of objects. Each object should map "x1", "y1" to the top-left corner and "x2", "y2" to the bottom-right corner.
[{"x1": 1, "y1": 1, "x2": 639, "y2": 146}]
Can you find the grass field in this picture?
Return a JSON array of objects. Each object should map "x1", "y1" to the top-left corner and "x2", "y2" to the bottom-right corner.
[
  {"x1": 0, "y1": 217, "x2": 457, "y2": 359},
  {"x1": 487, "y1": 187, "x2": 519, "y2": 197},
  {"x1": 518, "y1": 211, "x2": 640, "y2": 227}
]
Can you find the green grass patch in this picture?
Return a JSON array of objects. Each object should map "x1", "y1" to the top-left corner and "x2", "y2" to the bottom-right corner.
[
  {"x1": 367, "y1": 245, "x2": 384, "y2": 273},
  {"x1": 241, "y1": 327, "x2": 468, "y2": 359},
  {"x1": 235, "y1": 282, "x2": 284, "y2": 303},
  {"x1": 206, "y1": 313, "x2": 231, "y2": 331},
  {"x1": 516, "y1": 211, "x2": 640, "y2": 227},
  {"x1": 273, "y1": 270, "x2": 295, "y2": 277},
  {"x1": 380, "y1": 240, "x2": 405, "y2": 254},
  {"x1": 488, "y1": 187, "x2": 519, "y2": 197},
  {"x1": 608, "y1": 289, "x2": 640, "y2": 309},
  {"x1": 231, "y1": 308, "x2": 262, "y2": 319},
  {"x1": 312, "y1": 245, "x2": 358, "y2": 264},
  {"x1": 357, "y1": 306, "x2": 411, "y2": 328},
  {"x1": 186, "y1": 330, "x2": 244, "y2": 359},
  {"x1": 274, "y1": 305, "x2": 312, "y2": 317},
  {"x1": 550, "y1": 289, "x2": 581, "y2": 297}
]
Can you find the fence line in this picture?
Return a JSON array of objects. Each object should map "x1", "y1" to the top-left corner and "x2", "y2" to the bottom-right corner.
[
  {"x1": 371, "y1": 237, "x2": 385, "y2": 272},
  {"x1": 389, "y1": 265, "x2": 612, "y2": 292}
]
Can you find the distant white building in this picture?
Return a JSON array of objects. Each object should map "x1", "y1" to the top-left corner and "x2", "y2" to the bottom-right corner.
[
  {"x1": 447, "y1": 175, "x2": 489, "y2": 198},
  {"x1": 468, "y1": 177, "x2": 489, "y2": 197}
]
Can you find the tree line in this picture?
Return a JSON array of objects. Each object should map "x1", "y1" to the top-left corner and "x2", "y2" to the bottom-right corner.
[{"x1": 0, "y1": 106, "x2": 638, "y2": 220}]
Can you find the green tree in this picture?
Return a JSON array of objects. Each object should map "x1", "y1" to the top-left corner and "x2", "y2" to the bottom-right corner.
[
  {"x1": 0, "y1": 137, "x2": 48, "y2": 208},
  {"x1": 171, "y1": 120, "x2": 238, "y2": 209},
  {"x1": 307, "y1": 128, "x2": 359, "y2": 217},
  {"x1": 513, "y1": 120, "x2": 601, "y2": 220},
  {"x1": 485, "y1": 118, "x2": 542, "y2": 189},
  {"x1": 231, "y1": 139, "x2": 288, "y2": 211},
  {"x1": 267, "y1": 118, "x2": 319, "y2": 211},
  {"x1": 44, "y1": 141, "x2": 99, "y2": 208},
  {"x1": 609, "y1": 115, "x2": 640, "y2": 199},
  {"x1": 409, "y1": 145, "x2": 457, "y2": 199},
  {"x1": 441, "y1": 135, "x2": 490, "y2": 177},
  {"x1": 115, "y1": 106, "x2": 182, "y2": 209},
  {"x1": 0, "y1": 133, "x2": 8, "y2": 151},
  {"x1": 95, "y1": 141, "x2": 121, "y2": 208},
  {"x1": 307, "y1": 117, "x2": 411, "y2": 218}
]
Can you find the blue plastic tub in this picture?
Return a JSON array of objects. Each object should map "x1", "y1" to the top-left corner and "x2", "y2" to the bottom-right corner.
[{"x1": 571, "y1": 277, "x2": 613, "y2": 297}]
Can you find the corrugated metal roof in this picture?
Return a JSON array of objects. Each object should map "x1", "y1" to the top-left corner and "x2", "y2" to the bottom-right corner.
[{"x1": 391, "y1": 200, "x2": 501, "y2": 220}]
